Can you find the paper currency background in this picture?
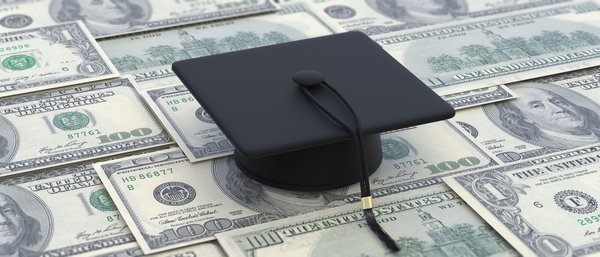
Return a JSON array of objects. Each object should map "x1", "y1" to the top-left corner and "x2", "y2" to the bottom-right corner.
[{"x1": 2, "y1": 0, "x2": 600, "y2": 256}]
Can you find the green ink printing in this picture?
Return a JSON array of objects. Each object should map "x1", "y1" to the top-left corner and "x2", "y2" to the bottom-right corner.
[
  {"x1": 2, "y1": 54, "x2": 36, "y2": 71},
  {"x1": 53, "y1": 112, "x2": 90, "y2": 131},
  {"x1": 90, "y1": 189, "x2": 117, "y2": 212}
]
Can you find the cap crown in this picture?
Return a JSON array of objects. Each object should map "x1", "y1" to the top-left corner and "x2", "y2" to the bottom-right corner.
[{"x1": 173, "y1": 32, "x2": 454, "y2": 158}]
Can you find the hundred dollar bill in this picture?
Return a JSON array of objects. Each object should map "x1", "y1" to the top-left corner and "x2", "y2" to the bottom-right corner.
[
  {"x1": 376, "y1": 1, "x2": 600, "y2": 95},
  {"x1": 216, "y1": 184, "x2": 518, "y2": 257},
  {"x1": 138, "y1": 84, "x2": 233, "y2": 162},
  {"x1": 0, "y1": 77, "x2": 171, "y2": 177},
  {"x1": 442, "y1": 85, "x2": 517, "y2": 110},
  {"x1": 308, "y1": 0, "x2": 570, "y2": 36},
  {"x1": 93, "y1": 121, "x2": 498, "y2": 254},
  {"x1": 96, "y1": 242, "x2": 225, "y2": 257},
  {"x1": 0, "y1": 0, "x2": 277, "y2": 38},
  {"x1": 100, "y1": 7, "x2": 335, "y2": 88},
  {"x1": 444, "y1": 145, "x2": 600, "y2": 256},
  {"x1": 0, "y1": 22, "x2": 118, "y2": 97},
  {"x1": 453, "y1": 66, "x2": 600, "y2": 164},
  {"x1": 0, "y1": 163, "x2": 137, "y2": 257}
]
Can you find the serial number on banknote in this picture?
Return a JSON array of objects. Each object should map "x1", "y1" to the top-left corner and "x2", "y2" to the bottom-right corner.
[{"x1": 121, "y1": 168, "x2": 175, "y2": 185}]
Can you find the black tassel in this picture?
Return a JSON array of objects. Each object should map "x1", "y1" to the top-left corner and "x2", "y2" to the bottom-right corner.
[
  {"x1": 364, "y1": 208, "x2": 400, "y2": 252},
  {"x1": 294, "y1": 72, "x2": 400, "y2": 253}
]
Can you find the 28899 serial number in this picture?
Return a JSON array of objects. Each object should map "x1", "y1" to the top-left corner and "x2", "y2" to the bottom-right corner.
[{"x1": 578, "y1": 214, "x2": 600, "y2": 226}]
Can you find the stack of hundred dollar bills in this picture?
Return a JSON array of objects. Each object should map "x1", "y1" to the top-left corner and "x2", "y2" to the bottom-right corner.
[{"x1": 1, "y1": 0, "x2": 600, "y2": 256}]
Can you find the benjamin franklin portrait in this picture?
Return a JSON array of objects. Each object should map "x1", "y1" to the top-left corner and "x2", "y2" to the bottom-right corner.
[
  {"x1": 484, "y1": 82, "x2": 600, "y2": 150},
  {"x1": 50, "y1": 0, "x2": 151, "y2": 36},
  {"x1": 366, "y1": 0, "x2": 468, "y2": 25},
  {"x1": 0, "y1": 116, "x2": 18, "y2": 164},
  {"x1": 0, "y1": 186, "x2": 52, "y2": 257},
  {"x1": 213, "y1": 157, "x2": 347, "y2": 217}
]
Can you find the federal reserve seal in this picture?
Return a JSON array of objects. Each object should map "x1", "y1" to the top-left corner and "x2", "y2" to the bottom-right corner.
[
  {"x1": 381, "y1": 138, "x2": 409, "y2": 160},
  {"x1": 324, "y1": 5, "x2": 356, "y2": 19},
  {"x1": 53, "y1": 112, "x2": 90, "y2": 131},
  {"x1": 195, "y1": 107, "x2": 214, "y2": 123},
  {"x1": 2, "y1": 54, "x2": 36, "y2": 71},
  {"x1": 0, "y1": 14, "x2": 33, "y2": 29},
  {"x1": 554, "y1": 190, "x2": 597, "y2": 214},
  {"x1": 90, "y1": 189, "x2": 117, "y2": 212},
  {"x1": 153, "y1": 182, "x2": 196, "y2": 206}
]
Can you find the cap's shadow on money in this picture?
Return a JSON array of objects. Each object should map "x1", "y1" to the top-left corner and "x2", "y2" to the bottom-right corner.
[{"x1": 213, "y1": 157, "x2": 348, "y2": 217}]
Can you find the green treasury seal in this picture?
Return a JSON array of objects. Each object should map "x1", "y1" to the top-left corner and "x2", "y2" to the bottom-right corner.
[
  {"x1": 381, "y1": 138, "x2": 410, "y2": 160},
  {"x1": 2, "y1": 54, "x2": 36, "y2": 71},
  {"x1": 90, "y1": 189, "x2": 117, "y2": 212},
  {"x1": 53, "y1": 112, "x2": 90, "y2": 131}
]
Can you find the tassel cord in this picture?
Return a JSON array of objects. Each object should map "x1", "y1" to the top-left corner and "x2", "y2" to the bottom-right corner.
[{"x1": 299, "y1": 82, "x2": 399, "y2": 253}]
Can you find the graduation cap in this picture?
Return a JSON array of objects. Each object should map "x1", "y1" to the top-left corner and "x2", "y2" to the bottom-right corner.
[{"x1": 173, "y1": 31, "x2": 454, "y2": 251}]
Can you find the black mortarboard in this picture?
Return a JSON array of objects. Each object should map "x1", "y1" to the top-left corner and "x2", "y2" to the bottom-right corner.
[{"x1": 172, "y1": 31, "x2": 454, "y2": 191}]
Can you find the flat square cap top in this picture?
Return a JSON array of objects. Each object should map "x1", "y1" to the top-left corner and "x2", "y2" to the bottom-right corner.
[{"x1": 173, "y1": 31, "x2": 454, "y2": 158}]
